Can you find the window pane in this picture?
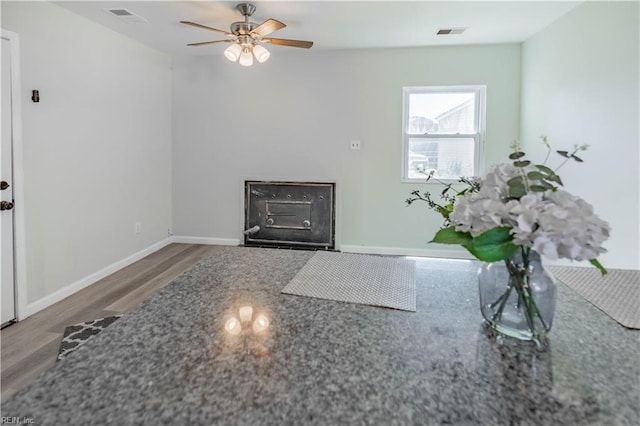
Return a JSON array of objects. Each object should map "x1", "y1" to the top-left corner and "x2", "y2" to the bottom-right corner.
[
  {"x1": 407, "y1": 92, "x2": 476, "y2": 134},
  {"x1": 408, "y1": 137, "x2": 475, "y2": 180}
]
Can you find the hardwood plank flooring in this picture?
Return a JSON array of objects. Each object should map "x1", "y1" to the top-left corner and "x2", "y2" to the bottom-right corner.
[{"x1": 0, "y1": 243, "x2": 218, "y2": 402}]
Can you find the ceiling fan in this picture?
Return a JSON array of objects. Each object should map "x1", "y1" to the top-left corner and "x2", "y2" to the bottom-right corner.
[{"x1": 180, "y1": 2, "x2": 313, "y2": 67}]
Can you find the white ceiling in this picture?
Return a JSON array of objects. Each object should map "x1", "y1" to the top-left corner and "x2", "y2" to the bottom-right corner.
[{"x1": 55, "y1": 1, "x2": 581, "y2": 57}]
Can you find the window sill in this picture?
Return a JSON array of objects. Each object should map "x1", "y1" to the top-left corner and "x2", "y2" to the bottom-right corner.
[{"x1": 401, "y1": 177, "x2": 461, "y2": 184}]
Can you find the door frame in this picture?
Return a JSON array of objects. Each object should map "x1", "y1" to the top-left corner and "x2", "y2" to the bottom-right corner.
[{"x1": 1, "y1": 28, "x2": 27, "y2": 321}]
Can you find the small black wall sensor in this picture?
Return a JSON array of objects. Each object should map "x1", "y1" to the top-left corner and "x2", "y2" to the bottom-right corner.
[{"x1": 32, "y1": 90, "x2": 39, "y2": 102}]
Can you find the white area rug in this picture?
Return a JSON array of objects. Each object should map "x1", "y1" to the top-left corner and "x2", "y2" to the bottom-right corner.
[
  {"x1": 548, "y1": 266, "x2": 639, "y2": 329},
  {"x1": 282, "y1": 251, "x2": 416, "y2": 312}
]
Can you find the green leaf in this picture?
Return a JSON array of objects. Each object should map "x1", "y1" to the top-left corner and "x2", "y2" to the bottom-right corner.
[
  {"x1": 431, "y1": 227, "x2": 519, "y2": 263},
  {"x1": 538, "y1": 180, "x2": 556, "y2": 190},
  {"x1": 557, "y1": 150, "x2": 570, "y2": 158},
  {"x1": 462, "y1": 227, "x2": 519, "y2": 262},
  {"x1": 536, "y1": 165, "x2": 563, "y2": 186},
  {"x1": 535, "y1": 164, "x2": 554, "y2": 175},
  {"x1": 513, "y1": 160, "x2": 531, "y2": 167},
  {"x1": 508, "y1": 182, "x2": 526, "y2": 198},
  {"x1": 572, "y1": 155, "x2": 584, "y2": 162},
  {"x1": 530, "y1": 185, "x2": 547, "y2": 192},
  {"x1": 469, "y1": 227, "x2": 512, "y2": 245},
  {"x1": 589, "y1": 258, "x2": 608, "y2": 276},
  {"x1": 430, "y1": 227, "x2": 472, "y2": 245},
  {"x1": 527, "y1": 171, "x2": 545, "y2": 180},
  {"x1": 509, "y1": 152, "x2": 526, "y2": 160},
  {"x1": 545, "y1": 173, "x2": 563, "y2": 185},
  {"x1": 507, "y1": 176, "x2": 523, "y2": 186},
  {"x1": 436, "y1": 206, "x2": 450, "y2": 219}
]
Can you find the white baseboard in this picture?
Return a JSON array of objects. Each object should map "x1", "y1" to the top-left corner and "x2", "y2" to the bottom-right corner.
[
  {"x1": 20, "y1": 238, "x2": 468, "y2": 319},
  {"x1": 23, "y1": 238, "x2": 173, "y2": 319},
  {"x1": 168, "y1": 238, "x2": 471, "y2": 259},
  {"x1": 339, "y1": 244, "x2": 475, "y2": 260},
  {"x1": 170, "y1": 236, "x2": 241, "y2": 246}
]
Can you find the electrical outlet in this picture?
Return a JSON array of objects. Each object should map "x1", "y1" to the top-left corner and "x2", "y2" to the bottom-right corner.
[
  {"x1": 350, "y1": 140, "x2": 362, "y2": 150},
  {"x1": 134, "y1": 222, "x2": 141, "y2": 234}
]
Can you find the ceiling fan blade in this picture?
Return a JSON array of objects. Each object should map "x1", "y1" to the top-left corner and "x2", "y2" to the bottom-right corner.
[
  {"x1": 251, "y1": 18, "x2": 286, "y2": 38},
  {"x1": 180, "y1": 21, "x2": 233, "y2": 37},
  {"x1": 262, "y1": 38, "x2": 313, "y2": 49},
  {"x1": 187, "y1": 39, "x2": 234, "y2": 47}
]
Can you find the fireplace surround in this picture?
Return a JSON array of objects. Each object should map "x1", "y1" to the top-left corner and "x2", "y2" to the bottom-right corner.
[{"x1": 244, "y1": 181, "x2": 335, "y2": 249}]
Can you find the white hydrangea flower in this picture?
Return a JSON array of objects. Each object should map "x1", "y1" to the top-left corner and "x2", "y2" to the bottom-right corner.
[
  {"x1": 448, "y1": 162, "x2": 610, "y2": 262},
  {"x1": 505, "y1": 193, "x2": 544, "y2": 246},
  {"x1": 450, "y1": 193, "x2": 509, "y2": 237},
  {"x1": 449, "y1": 163, "x2": 520, "y2": 236},
  {"x1": 478, "y1": 163, "x2": 517, "y2": 198},
  {"x1": 531, "y1": 190, "x2": 610, "y2": 261}
]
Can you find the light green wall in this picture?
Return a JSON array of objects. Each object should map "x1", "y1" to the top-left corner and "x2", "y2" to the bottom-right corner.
[
  {"x1": 521, "y1": 1, "x2": 639, "y2": 269},
  {"x1": 172, "y1": 45, "x2": 521, "y2": 256}
]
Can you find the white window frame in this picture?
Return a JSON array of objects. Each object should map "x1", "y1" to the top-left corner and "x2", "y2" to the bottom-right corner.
[{"x1": 401, "y1": 85, "x2": 486, "y2": 183}]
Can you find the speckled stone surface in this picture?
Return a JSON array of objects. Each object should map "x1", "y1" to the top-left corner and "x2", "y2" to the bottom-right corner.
[{"x1": 3, "y1": 246, "x2": 639, "y2": 425}]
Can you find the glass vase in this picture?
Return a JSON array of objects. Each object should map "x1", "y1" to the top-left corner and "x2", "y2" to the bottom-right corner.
[{"x1": 478, "y1": 249, "x2": 557, "y2": 344}]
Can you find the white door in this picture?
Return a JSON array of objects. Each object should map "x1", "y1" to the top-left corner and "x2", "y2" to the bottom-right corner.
[{"x1": 1, "y1": 34, "x2": 16, "y2": 325}]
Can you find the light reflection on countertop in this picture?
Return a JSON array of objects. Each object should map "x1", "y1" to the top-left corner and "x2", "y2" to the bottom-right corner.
[
  {"x1": 224, "y1": 305, "x2": 271, "y2": 336},
  {"x1": 2, "y1": 246, "x2": 638, "y2": 425}
]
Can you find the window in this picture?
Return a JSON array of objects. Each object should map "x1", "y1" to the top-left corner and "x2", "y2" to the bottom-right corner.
[{"x1": 402, "y1": 85, "x2": 485, "y2": 181}]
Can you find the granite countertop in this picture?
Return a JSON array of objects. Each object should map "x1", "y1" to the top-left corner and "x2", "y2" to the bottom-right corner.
[{"x1": 3, "y1": 246, "x2": 639, "y2": 425}]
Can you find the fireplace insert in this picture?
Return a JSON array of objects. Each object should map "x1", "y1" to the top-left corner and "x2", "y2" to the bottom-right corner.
[{"x1": 244, "y1": 181, "x2": 335, "y2": 249}]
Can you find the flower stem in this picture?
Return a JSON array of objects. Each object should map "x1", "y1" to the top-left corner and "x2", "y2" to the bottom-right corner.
[
  {"x1": 503, "y1": 252, "x2": 550, "y2": 339},
  {"x1": 490, "y1": 282, "x2": 514, "y2": 323}
]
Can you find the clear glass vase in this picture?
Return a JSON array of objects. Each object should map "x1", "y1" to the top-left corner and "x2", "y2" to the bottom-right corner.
[{"x1": 478, "y1": 249, "x2": 557, "y2": 344}]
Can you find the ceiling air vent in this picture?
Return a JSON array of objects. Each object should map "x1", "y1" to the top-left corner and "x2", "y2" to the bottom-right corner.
[
  {"x1": 105, "y1": 8, "x2": 147, "y2": 24},
  {"x1": 437, "y1": 28, "x2": 467, "y2": 35}
]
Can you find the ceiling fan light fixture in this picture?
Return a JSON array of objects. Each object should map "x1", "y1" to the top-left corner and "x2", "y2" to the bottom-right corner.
[
  {"x1": 239, "y1": 47, "x2": 254, "y2": 66},
  {"x1": 252, "y1": 44, "x2": 270, "y2": 63},
  {"x1": 224, "y1": 43, "x2": 242, "y2": 62},
  {"x1": 182, "y1": 3, "x2": 313, "y2": 67}
]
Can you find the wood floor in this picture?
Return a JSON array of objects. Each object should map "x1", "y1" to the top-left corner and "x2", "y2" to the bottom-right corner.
[{"x1": 0, "y1": 243, "x2": 218, "y2": 402}]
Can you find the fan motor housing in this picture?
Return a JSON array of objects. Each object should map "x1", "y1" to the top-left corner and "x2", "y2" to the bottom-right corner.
[{"x1": 231, "y1": 21, "x2": 258, "y2": 35}]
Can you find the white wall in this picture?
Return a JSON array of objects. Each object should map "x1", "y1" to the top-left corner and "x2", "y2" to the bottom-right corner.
[
  {"x1": 521, "y1": 1, "x2": 639, "y2": 269},
  {"x1": 2, "y1": 2, "x2": 173, "y2": 305},
  {"x1": 172, "y1": 44, "x2": 521, "y2": 255}
]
